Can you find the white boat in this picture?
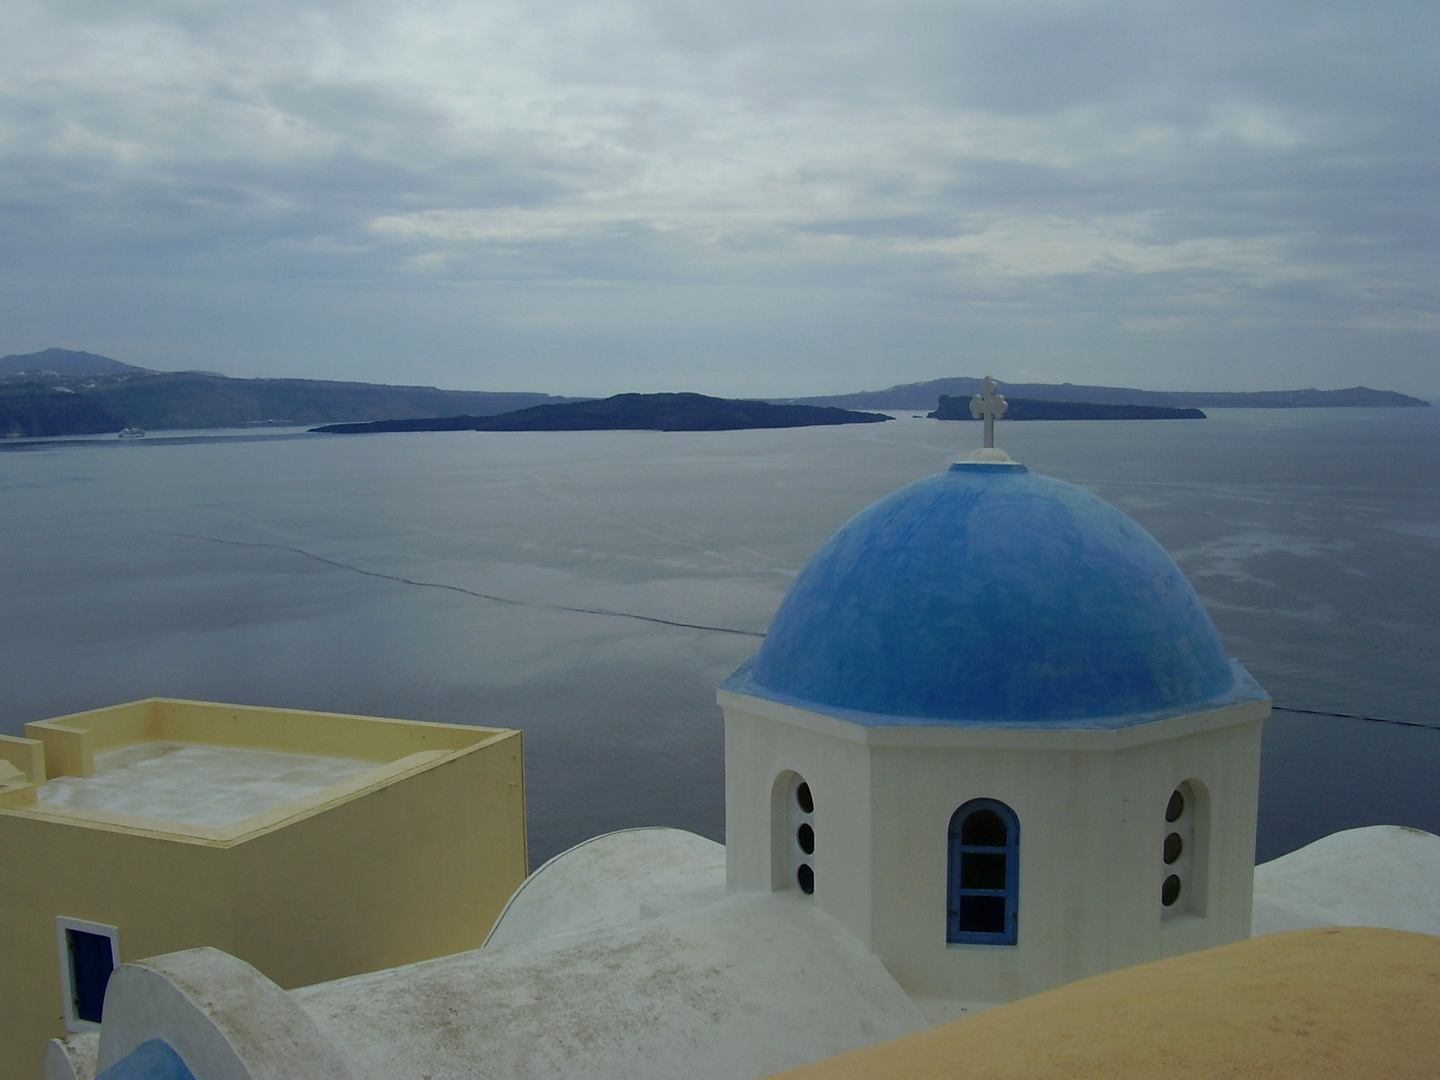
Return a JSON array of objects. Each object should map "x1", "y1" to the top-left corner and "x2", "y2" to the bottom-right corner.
[{"x1": 117, "y1": 427, "x2": 146, "y2": 439}]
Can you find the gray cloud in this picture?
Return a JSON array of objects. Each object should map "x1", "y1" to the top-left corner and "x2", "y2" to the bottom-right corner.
[{"x1": 0, "y1": 0, "x2": 1435, "y2": 396}]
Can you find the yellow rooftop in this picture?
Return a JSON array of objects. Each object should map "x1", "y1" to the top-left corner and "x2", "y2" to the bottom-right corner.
[
  {"x1": 763, "y1": 926, "x2": 1440, "y2": 1080},
  {"x1": 0, "y1": 698, "x2": 513, "y2": 841}
]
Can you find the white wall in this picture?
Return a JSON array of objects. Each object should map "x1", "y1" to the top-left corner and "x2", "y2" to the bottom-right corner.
[
  {"x1": 725, "y1": 703, "x2": 874, "y2": 945},
  {"x1": 721, "y1": 690, "x2": 1267, "y2": 1005}
]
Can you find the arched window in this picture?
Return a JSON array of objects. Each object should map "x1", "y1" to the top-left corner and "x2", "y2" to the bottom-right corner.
[
  {"x1": 1161, "y1": 780, "x2": 1206, "y2": 920},
  {"x1": 947, "y1": 799, "x2": 1019, "y2": 946},
  {"x1": 771, "y1": 771, "x2": 816, "y2": 895}
]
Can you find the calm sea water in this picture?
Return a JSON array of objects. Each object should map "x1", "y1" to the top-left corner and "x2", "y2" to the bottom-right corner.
[{"x1": 2, "y1": 409, "x2": 1437, "y2": 864}]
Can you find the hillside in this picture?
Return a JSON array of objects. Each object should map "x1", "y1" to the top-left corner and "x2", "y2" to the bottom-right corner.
[
  {"x1": 929, "y1": 396, "x2": 1206, "y2": 421},
  {"x1": 315, "y1": 393, "x2": 892, "y2": 434},
  {"x1": 0, "y1": 358, "x2": 571, "y2": 437},
  {"x1": 0, "y1": 348, "x2": 151, "y2": 378},
  {"x1": 84, "y1": 372, "x2": 568, "y2": 431},
  {"x1": 791, "y1": 378, "x2": 1431, "y2": 412},
  {"x1": 0, "y1": 383, "x2": 125, "y2": 437}
]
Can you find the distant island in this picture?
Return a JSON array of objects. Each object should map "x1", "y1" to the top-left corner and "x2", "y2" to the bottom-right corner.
[
  {"x1": 314, "y1": 393, "x2": 892, "y2": 434},
  {"x1": 0, "y1": 348, "x2": 1428, "y2": 439},
  {"x1": 0, "y1": 348, "x2": 147, "y2": 378},
  {"x1": 788, "y1": 378, "x2": 1431, "y2": 412},
  {"x1": 929, "y1": 396, "x2": 1207, "y2": 422},
  {"x1": 0, "y1": 349, "x2": 571, "y2": 438}
]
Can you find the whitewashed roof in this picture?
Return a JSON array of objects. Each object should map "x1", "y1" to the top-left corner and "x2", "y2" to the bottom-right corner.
[
  {"x1": 292, "y1": 829, "x2": 926, "y2": 1080},
  {"x1": 1252, "y1": 825, "x2": 1440, "y2": 937},
  {"x1": 485, "y1": 826, "x2": 727, "y2": 948}
]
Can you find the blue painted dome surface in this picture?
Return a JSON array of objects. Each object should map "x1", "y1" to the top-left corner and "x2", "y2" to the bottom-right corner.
[
  {"x1": 732, "y1": 463, "x2": 1243, "y2": 726},
  {"x1": 96, "y1": 1039, "x2": 196, "y2": 1080}
]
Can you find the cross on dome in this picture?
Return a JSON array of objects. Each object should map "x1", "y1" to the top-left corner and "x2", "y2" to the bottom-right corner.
[{"x1": 970, "y1": 376, "x2": 1008, "y2": 449}]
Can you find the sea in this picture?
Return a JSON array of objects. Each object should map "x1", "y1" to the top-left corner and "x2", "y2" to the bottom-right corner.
[{"x1": 2, "y1": 408, "x2": 1437, "y2": 865}]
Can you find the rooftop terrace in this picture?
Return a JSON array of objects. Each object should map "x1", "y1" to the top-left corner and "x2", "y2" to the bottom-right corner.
[
  {"x1": 0, "y1": 698, "x2": 515, "y2": 842},
  {"x1": 36, "y1": 741, "x2": 375, "y2": 828}
]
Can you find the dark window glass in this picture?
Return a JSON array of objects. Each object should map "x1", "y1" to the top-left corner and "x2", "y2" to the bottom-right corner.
[
  {"x1": 1166, "y1": 790, "x2": 1185, "y2": 823},
  {"x1": 1163, "y1": 832, "x2": 1183, "y2": 865},
  {"x1": 795, "y1": 782, "x2": 814, "y2": 815},
  {"x1": 960, "y1": 852, "x2": 1007, "y2": 891},
  {"x1": 797, "y1": 863, "x2": 814, "y2": 895},
  {"x1": 67, "y1": 929, "x2": 115, "y2": 1024},
  {"x1": 961, "y1": 809, "x2": 1006, "y2": 847},
  {"x1": 959, "y1": 895, "x2": 1007, "y2": 934},
  {"x1": 1162, "y1": 874, "x2": 1182, "y2": 907},
  {"x1": 797, "y1": 823, "x2": 815, "y2": 855}
]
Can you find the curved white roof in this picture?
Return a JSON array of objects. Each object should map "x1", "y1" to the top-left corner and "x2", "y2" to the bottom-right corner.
[
  {"x1": 77, "y1": 825, "x2": 1440, "y2": 1080},
  {"x1": 292, "y1": 829, "x2": 925, "y2": 1080},
  {"x1": 485, "y1": 827, "x2": 726, "y2": 948},
  {"x1": 1252, "y1": 825, "x2": 1440, "y2": 937}
]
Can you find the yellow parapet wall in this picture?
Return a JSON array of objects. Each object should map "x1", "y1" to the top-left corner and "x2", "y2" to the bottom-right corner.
[
  {"x1": 0, "y1": 699, "x2": 527, "y2": 1080},
  {"x1": 763, "y1": 926, "x2": 1440, "y2": 1080}
]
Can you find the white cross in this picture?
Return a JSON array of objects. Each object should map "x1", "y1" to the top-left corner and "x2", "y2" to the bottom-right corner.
[{"x1": 969, "y1": 376, "x2": 1008, "y2": 449}]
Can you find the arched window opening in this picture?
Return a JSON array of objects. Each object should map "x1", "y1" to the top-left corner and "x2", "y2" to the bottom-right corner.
[
  {"x1": 771, "y1": 771, "x2": 816, "y2": 896},
  {"x1": 790, "y1": 777, "x2": 816, "y2": 894},
  {"x1": 1161, "y1": 781, "x2": 1203, "y2": 920},
  {"x1": 947, "y1": 799, "x2": 1019, "y2": 946}
]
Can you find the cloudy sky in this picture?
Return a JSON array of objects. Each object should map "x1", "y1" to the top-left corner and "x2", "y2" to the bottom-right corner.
[{"x1": 0, "y1": 0, "x2": 1435, "y2": 397}]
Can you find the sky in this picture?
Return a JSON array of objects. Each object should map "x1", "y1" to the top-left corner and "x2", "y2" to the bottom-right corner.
[{"x1": 0, "y1": 0, "x2": 1435, "y2": 398}]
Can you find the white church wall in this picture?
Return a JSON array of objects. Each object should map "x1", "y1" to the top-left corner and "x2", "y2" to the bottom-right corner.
[
  {"x1": 724, "y1": 701, "x2": 875, "y2": 947},
  {"x1": 866, "y1": 704, "x2": 1265, "y2": 1002},
  {"x1": 722, "y1": 687, "x2": 1266, "y2": 1006},
  {"x1": 1141, "y1": 720, "x2": 1265, "y2": 959},
  {"x1": 867, "y1": 739, "x2": 1114, "y2": 1002}
]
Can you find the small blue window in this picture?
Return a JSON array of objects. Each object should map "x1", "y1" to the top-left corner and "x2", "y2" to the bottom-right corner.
[
  {"x1": 66, "y1": 928, "x2": 116, "y2": 1023},
  {"x1": 947, "y1": 799, "x2": 1019, "y2": 946}
]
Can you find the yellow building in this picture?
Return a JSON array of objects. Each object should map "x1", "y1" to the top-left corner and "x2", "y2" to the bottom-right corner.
[{"x1": 0, "y1": 698, "x2": 527, "y2": 1080}]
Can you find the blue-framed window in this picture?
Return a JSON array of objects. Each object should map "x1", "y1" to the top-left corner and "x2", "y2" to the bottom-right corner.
[
  {"x1": 57, "y1": 916, "x2": 120, "y2": 1031},
  {"x1": 947, "y1": 799, "x2": 1019, "y2": 946}
]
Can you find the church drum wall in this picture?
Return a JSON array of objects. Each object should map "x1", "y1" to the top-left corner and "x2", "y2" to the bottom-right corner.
[
  {"x1": 866, "y1": 710, "x2": 1264, "y2": 1003},
  {"x1": 725, "y1": 707, "x2": 875, "y2": 946},
  {"x1": 720, "y1": 688, "x2": 1265, "y2": 1007}
]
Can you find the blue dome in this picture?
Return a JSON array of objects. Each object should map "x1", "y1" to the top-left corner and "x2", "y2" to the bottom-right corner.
[{"x1": 731, "y1": 462, "x2": 1242, "y2": 726}]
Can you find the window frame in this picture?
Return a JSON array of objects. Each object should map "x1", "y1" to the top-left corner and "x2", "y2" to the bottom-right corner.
[
  {"x1": 947, "y1": 798, "x2": 1020, "y2": 947},
  {"x1": 56, "y1": 916, "x2": 120, "y2": 1032}
]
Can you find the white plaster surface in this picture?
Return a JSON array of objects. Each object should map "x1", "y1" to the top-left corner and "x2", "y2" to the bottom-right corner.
[
  {"x1": 68, "y1": 823, "x2": 1440, "y2": 1080},
  {"x1": 910, "y1": 998, "x2": 1000, "y2": 1026},
  {"x1": 484, "y1": 827, "x2": 726, "y2": 948},
  {"x1": 1251, "y1": 825, "x2": 1440, "y2": 937},
  {"x1": 294, "y1": 889, "x2": 926, "y2": 1080},
  {"x1": 36, "y1": 742, "x2": 373, "y2": 827},
  {"x1": 722, "y1": 693, "x2": 1264, "y2": 1005},
  {"x1": 98, "y1": 948, "x2": 353, "y2": 1080},
  {"x1": 42, "y1": 1033, "x2": 97, "y2": 1080}
]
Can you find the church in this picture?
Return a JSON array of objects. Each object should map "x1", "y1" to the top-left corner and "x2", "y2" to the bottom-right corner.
[{"x1": 30, "y1": 383, "x2": 1440, "y2": 1080}]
